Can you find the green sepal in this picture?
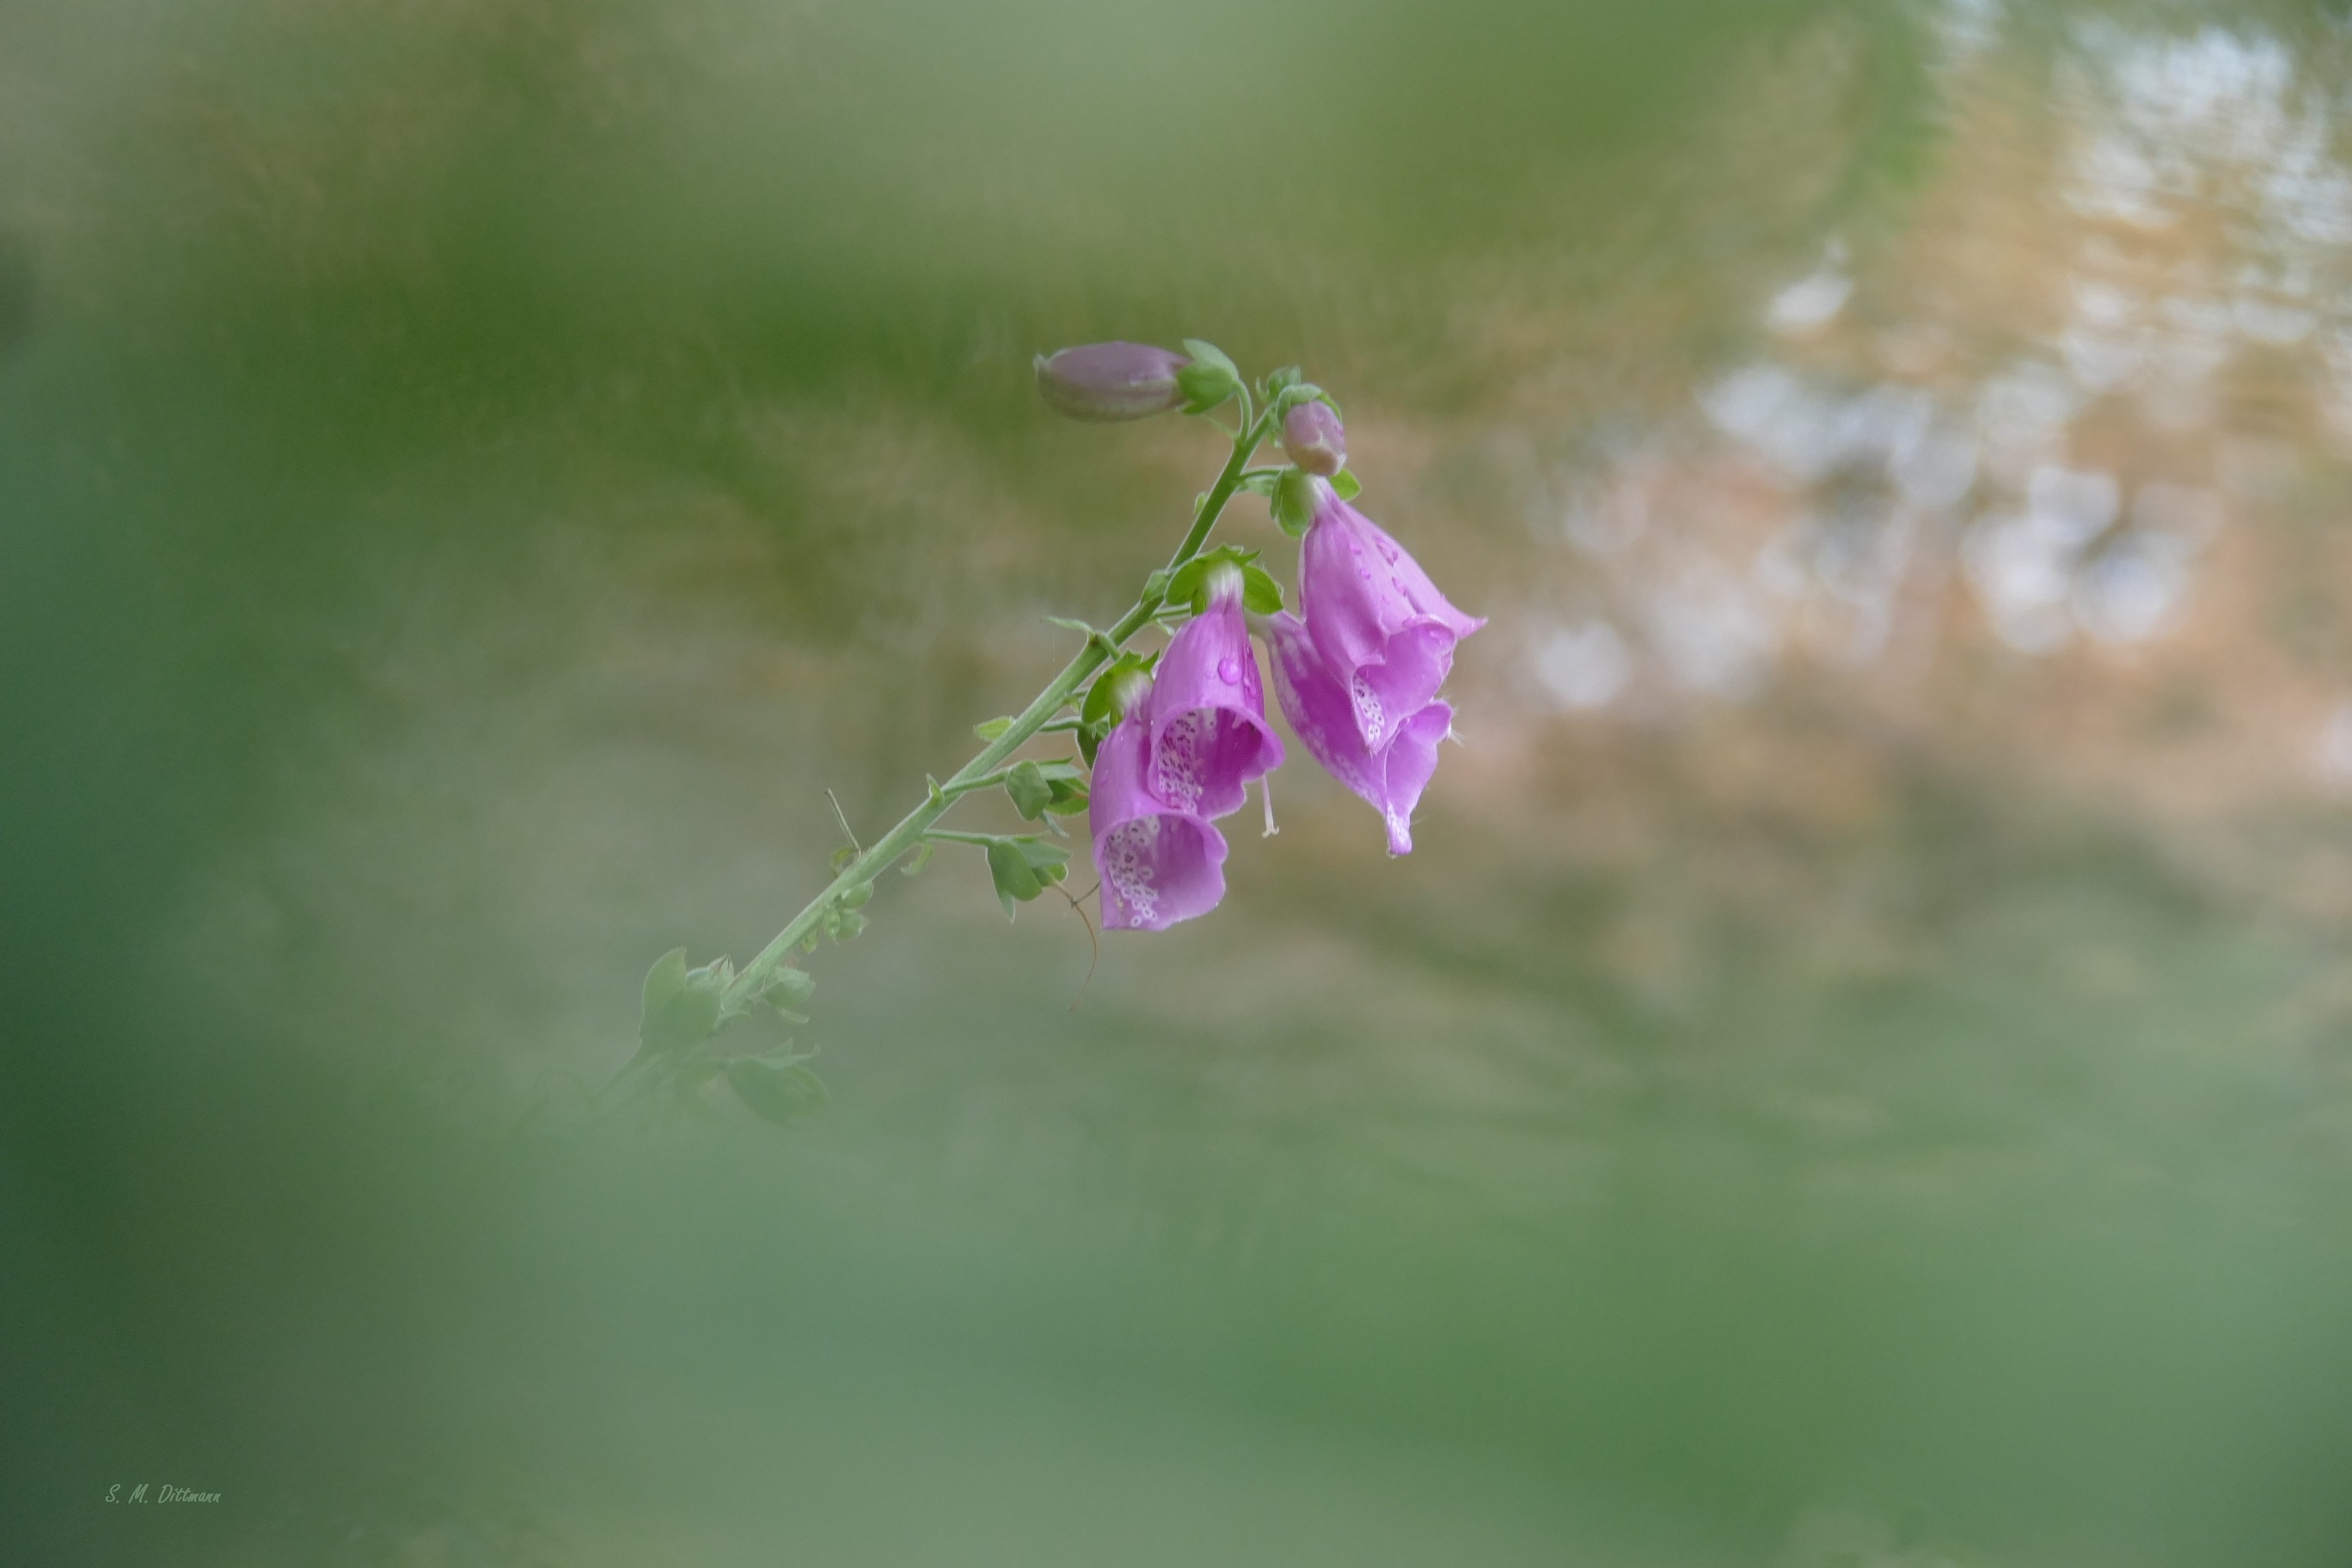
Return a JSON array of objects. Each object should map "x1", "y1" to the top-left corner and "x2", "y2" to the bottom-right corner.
[
  {"x1": 727, "y1": 1057, "x2": 829, "y2": 1124},
  {"x1": 829, "y1": 844, "x2": 859, "y2": 875},
  {"x1": 1271, "y1": 380, "x2": 1325, "y2": 417},
  {"x1": 1175, "y1": 340, "x2": 1243, "y2": 415},
  {"x1": 1332, "y1": 468, "x2": 1362, "y2": 502},
  {"x1": 1265, "y1": 365, "x2": 1304, "y2": 398},
  {"x1": 640, "y1": 947, "x2": 726, "y2": 1057},
  {"x1": 1271, "y1": 468, "x2": 1318, "y2": 537},
  {"x1": 1167, "y1": 544, "x2": 1283, "y2": 616},
  {"x1": 1271, "y1": 381, "x2": 1342, "y2": 426},
  {"x1": 838, "y1": 883, "x2": 873, "y2": 910},
  {"x1": 973, "y1": 716, "x2": 1014, "y2": 742},
  {"x1": 1239, "y1": 470, "x2": 1280, "y2": 498},
  {"x1": 898, "y1": 841, "x2": 935, "y2": 878},
  {"x1": 1080, "y1": 652, "x2": 1157, "y2": 732}
]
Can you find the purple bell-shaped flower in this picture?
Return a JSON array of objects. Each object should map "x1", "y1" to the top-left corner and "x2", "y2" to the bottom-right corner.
[
  {"x1": 1088, "y1": 687, "x2": 1230, "y2": 933},
  {"x1": 1262, "y1": 610, "x2": 1454, "y2": 855},
  {"x1": 1143, "y1": 566, "x2": 1284, "y2": 819},
  {"x1": 1297, "y1": 481, "x2": 1485, "y2": 751}
]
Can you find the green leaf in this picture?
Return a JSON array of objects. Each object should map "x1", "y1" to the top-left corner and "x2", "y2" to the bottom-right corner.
[
  {"x1": 1044, "y1": 616, "x2": 1118, "y2": 655},
  {"x1": 727, "y1": 1058, "x2": 829, "y2": 1124},
  {"x1": 1242, "y1": 563, "x2": 1284, "y2": 616},
  {"x1": 640, "y1": 948, "x2": 725, "y2": 1057},
  {"x1": 972, "y1": 716, "x2": 1014, "y2": 742},
  {"x1": 1265, "y1": 365, "x2": 1304, "y2": 397},
  {"x1": 1006, "y1": 760, "x2": 1053, "y2": 820},
  {"x1": 986, "y1": 837, "x2": 1042, "y2": 916},
  {"x1": 1271, "y1": 468, "x2": 1317, "y2": 537},
  {"x1": 1332, "y1": 468, "x2": 1362, "y2": 501},
  {"x1": 1016, "y1": 838, "x2": 1072, "y2": 878},
  {"x1": 1077, "y1": 720, "x2": 1108, "y2": 769},
  {"x1": 898, "y1": 841, "x2": 935, "y2": 878},
  {"x1": 1042, "y1": 764, "x2": 1090, "y2": 815}
]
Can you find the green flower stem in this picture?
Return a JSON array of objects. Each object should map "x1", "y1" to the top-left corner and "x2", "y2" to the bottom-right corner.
[
  {"x1": 921, "y1": 830, "x2": 1014, "y2": 847},
  {"x1": 714, "y1": 407, "x2": 1274, "y2": 1015}
]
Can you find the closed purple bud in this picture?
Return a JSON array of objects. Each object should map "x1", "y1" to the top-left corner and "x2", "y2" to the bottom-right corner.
[
  {"x1": 1143, "y1": 567, "x2": 1284, "y2": 819},
  {"x1": 1281, "y1": 401, "x2": 1347, "y2": 476},
  {"x1": 1263, "y1": 611, "x2": 1454, "y2": 855},
  {"x1": 1088, "y1": 712, "x2": 1229, "y2": 930},
  {"x1": 1035, "y1": 341, "x2": 1190, "y2": 422},
  {"x1": 1297, "y1": 483, "x2": 1485, "y2": 750}
]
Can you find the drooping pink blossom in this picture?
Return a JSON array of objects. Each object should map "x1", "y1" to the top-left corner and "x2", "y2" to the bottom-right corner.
[
  {"x1": 1296, "y1": 482, "x2": 1484, "y2": 751},
  {"x1": 1262, "y1": 610, "x2": 1454, "y2": 856},
  {"x1": 1142, "y1": 568, "x2": 1284, "y2": 820},
  {"x1": 1088, "y1": 709, "x2": 1229, "y2": 931}
]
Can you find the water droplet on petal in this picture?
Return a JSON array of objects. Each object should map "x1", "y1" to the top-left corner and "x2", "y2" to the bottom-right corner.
[{"x1": 1216, "y1": 657, "x2": 1240, "y2": 683}]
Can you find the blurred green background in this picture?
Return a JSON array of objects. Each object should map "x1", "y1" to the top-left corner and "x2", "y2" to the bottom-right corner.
[{"x1": 8, "y1": 0, "x2": 2352, "y2": 1562}]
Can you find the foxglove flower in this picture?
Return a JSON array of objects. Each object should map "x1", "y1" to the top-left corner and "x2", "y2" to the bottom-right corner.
[
  {"x1": 1035, "y1": 341, "x2": 1189, "y2": 422},
  {"x1": 1297, "y1": 482, "x2": 1485, "y2": 751},
  {"x1": 1089, "y1": 708, "x2": 1230, "y2": 931},
  {"x1": 1143, "y1": 567, "x2": 1284, "y2": 819},
  {"x1": 1263, "y1": 611, "x2": 1453, "y2": 855},
  {"x1": 1281, "y1": 401, "x2": 1347, "y2": 476}
]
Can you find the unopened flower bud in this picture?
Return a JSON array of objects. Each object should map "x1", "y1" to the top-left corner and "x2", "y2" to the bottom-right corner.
[
  {"x1": 1282, "y1": 401, "x2": 1347, "y2": 476},
  {"x1": 1035, "y1": 341, "x2": 1189, "y2": 422}
]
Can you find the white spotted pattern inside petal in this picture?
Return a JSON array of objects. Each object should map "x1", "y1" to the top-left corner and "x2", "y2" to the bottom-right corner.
[
  {"x1": 1101, "y1": 815, "x2": 1163, "y2": 926},
  {"x1": 1150, "y1": 708, "x2": 1210, "y2": 814},
  {"x1": 1350, "y1": 671, "x2": 1387, "y2": 747}
]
